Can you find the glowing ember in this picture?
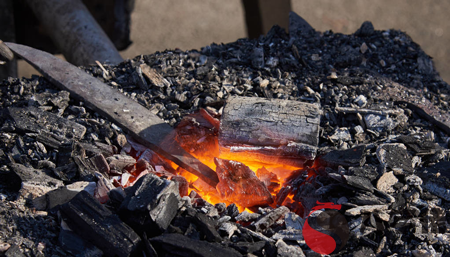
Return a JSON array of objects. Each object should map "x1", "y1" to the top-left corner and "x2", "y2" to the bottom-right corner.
[{"x1": 214, "y1": 158, "x2": 273, "y2": 208}]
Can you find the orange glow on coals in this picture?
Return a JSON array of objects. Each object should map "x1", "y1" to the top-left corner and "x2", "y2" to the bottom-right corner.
[{"x1": 120, "y1": 109, "x2": 314, "y2": 214}]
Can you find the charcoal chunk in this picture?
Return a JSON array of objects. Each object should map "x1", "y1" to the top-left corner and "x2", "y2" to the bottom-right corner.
[
  {"x1": 150, "y1": 233, "x2": 242, "y2": 257},
  {"x1": 318, "y1": 145, "x2": 366, "y2": 167},
  {"x1": 120, "y1": 174, "x2": 180, "y2": 232},
  {"x1": 60, "y1": 191, "x2": 141, "y2": 257}
]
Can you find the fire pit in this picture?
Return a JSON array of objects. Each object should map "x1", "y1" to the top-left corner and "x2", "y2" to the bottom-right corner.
[{"x1": 0, "y1": 13, "x2": 449, "y2": 256}]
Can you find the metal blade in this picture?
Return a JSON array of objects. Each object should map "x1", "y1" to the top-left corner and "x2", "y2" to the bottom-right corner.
[{"x1": 5, "y1": 42, "x2": 219, "y2": 187}]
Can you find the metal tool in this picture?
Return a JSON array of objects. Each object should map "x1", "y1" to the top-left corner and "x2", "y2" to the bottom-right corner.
[{"x1": 5, "y1": 42, "x2": 219, "y2": 187}]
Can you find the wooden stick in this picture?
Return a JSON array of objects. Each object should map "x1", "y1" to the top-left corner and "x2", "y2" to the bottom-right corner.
[{"x1": 25, "y1": 0, "x2": 123, "y2": 66}]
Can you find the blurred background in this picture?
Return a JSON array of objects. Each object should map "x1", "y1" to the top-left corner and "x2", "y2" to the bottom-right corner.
[{"x1": 3, "y1": 0, "x2": 450, "y2": 83}]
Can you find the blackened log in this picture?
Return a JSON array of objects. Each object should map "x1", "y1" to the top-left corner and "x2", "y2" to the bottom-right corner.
[
  {"x1": 149, "y1": 233, "x2": 242, "y2": 257},
  {"x1": 6, "y1": 106, "x2": 86, "y2": 141},
  {"x1": 219, "y1": 96, "x2": 320, "y2": 167},
  {"x1": 60, "y1": 191, "x2": 141, "y2": 257}
]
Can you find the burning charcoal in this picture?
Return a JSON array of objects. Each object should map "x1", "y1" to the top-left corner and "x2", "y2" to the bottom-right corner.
[
  {"x1": 60, "y1": 191, "x2": 141, "y2": 257},
  {"x1": 236, "y1": 211, "x2": 261, "y2": 223},
  {"x1": 6, "y1": 106, "x2": 86, "y2": 141},
  {"x1": 120, "y1": 173, "x2": 180, "y2": 232},
  {"x1": 214, "y1": 158, "x2": 273, "y2": 208},
  {"x1": 289, "y1": 11, "x2": 315, "y2": 38},
  {"x1": 345, "y1": 204, "x2": 388, "y2": 216},
  {"x1": 219, "y1": 96, "x2": 320, "y2": 167},
  {"x1": 275, "y1": 239, "x2": 305, "y2": 257},
  {"x1": 376, "y1": 171, "x2": 398, "y2": 193},
  {"x1": 318, "y1": 145, "x2": 366, "y2": 168},
  {"x1": 230, "y1": 241, "x2": 266, "y2": 256},
  {"x1": 376, "y1": 143, "x2": 413, "y2": 173},
  {"x1": 9, "y1": 163, "x2": 64, "y2": 199},
  {"x1": 149, "y1": 233, "x2": 242, "y2": 257},
  {"x1": 256, "y1": 167, "x2": 280, "y2": 191},
  {"x1": 253, "y1": 206, "x2": 289, "y2": 232}
]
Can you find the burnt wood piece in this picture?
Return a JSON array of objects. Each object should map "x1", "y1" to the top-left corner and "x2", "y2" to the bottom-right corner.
[
  {"x1": 5, "y1": 42, "x2": 219, "y2": 188},
  {"x1": 60, "y1": 191, "x2": 141, "y2": 257},
  {"x1": 150, "y1": 233, "x2": 242, "y2": 257},
  {"x1": 219, "y1": 96, "x2": 320, "y2": 167},
  {"x1": 6, "y1": 106, "x2": 86, "y2": 141}
]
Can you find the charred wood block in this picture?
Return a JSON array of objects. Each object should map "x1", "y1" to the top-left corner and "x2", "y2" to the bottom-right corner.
[
  {"x1": 120, "y1": 174, "x2": 180, "y2": 232},
  {"x1": 6, "y1": 106, "x2": 86, "y2": 141},
  {"x1": 317, "y1": 145, "x2": 366, "y2": 168},
  {"x1": 215, "y1": 158, "x2": 273, "y2": 208},
  {"x1": 219, "y1": 96, "x2": 320, "y2": 167},
  {"x1": 60, "y1": 191, "x2": 141, "y2": 257},
  {"x1": 149, "y1": 233, "x2": 242, "y2": 257}
]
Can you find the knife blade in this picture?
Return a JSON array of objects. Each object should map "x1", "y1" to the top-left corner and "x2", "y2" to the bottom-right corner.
[{"x1": 5, "y1": 42, "x2": 219, "y2": 187}]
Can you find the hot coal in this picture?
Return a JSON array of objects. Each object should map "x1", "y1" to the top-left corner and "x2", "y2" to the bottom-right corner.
[{"x1": 215, "y1": 158, "x2": 273, "y2": 208}]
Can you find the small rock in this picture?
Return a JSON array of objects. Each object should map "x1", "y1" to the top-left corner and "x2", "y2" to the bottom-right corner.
[{"x1": 376, "y1": 171, "x2": 398, "y2": 193}]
